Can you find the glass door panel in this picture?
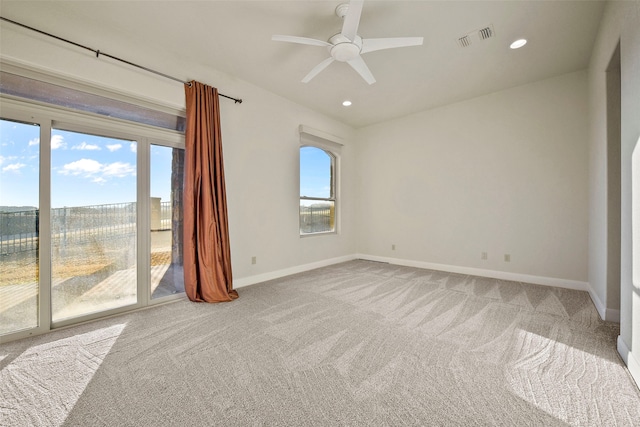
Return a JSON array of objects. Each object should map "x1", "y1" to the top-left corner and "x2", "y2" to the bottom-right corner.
[
  {"x1": 0, "y1": 119, "x2": 41, "y2": 335},
  {"x1": 50, "y1": 129, "x2": 137, "y2": 322},
  {"x1": 150, "y1": 144, "x2": 184, "y2": 299}
]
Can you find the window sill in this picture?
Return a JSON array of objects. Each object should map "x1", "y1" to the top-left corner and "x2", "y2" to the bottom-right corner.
[{"x1": 300, "y1": 230, "x2": 337, "y2": 238}]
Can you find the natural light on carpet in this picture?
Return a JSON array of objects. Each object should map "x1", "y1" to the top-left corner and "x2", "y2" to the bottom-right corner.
[
  {"x1": 507, "y1": 329, "x2": 626, "y2": 424},
  {"x1": 0, "y1": 323, "x2": 126, "y2": 426}
]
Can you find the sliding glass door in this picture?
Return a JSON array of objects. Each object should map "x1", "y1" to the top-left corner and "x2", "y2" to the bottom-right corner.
[
  {"x1": 0, "y1": 119, "x2": 41, "y2": 336},
  {"x1": 150, "y1": 144, "x2": 184, "y2": 300},
  {"x1": 50, "y1": 128, "x2": 138, "y2": 322},
  {"x1": 0, "y1": 100, "x2": 185, "y2": 342}
]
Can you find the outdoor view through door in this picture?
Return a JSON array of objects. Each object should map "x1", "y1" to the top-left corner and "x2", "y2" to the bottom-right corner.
[
  {"x1": 0, "y1": 115, "x2": 185, "y2": 339},
  {"x1": 50, "y1": 129, "x2": 138, "y2": 322},
  {"x1": 300, "y1": 146, "x2": 336, "y2": 234},
  {"x1": 0, "y1": 119, "x2": 40, "y2": 335},
  {"x1": 150, "y1": 144, "x2": 184, "y2": 299}
]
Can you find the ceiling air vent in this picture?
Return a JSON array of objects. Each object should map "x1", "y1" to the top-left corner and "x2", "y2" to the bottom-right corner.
[
  {"x1": 478, "y1": 25, "x2": 495, "y2": 40},
  {"x1": 457, "y1": 35, "x2": 471, "y2": 48},
  {"x1": 457, "y1": 24, "x2": 494, "y2": 48}
]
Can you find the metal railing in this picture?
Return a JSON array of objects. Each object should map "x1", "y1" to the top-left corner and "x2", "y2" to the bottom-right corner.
[
  {"x1": 160, "y1": 201, "x2": 171, "y2": 230},
  {"x1": 50, "y1": 202, "x2": 136, "y2": 248},
  {"x1": 300, "y1": 204, "x2": 334, "y2": 234},
  {"x1": 0, "y1": 201, "x2": 173, "y2": 255},
  {"x1": 0, "y1": 209, "x2": 39, "y2": 255}
]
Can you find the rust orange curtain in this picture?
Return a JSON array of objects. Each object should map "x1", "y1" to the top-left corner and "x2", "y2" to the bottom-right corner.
[{"x1": 183, "y1": 81, "x2": 238, "y2": 303}]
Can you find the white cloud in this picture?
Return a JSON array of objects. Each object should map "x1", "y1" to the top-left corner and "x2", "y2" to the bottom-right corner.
[
  {"x1": 72, "y1": 141, "x2": 101, "y2": 151},
  {"x1": 102, "y1": 161, "x2": 135, "y2": 178},
  {"x1": 28, "y1": 138, "x2": 40, "y2": 146},
  {"x1": 0, "y1": 156, "x2": 19, "y2": 166},
  {"x1": 59, "y1": 159, "x2": 135, "y2": 182},
  {"x1": 60, "y1": 158, "x2": 102, "y2": 176},
  {"x1": 106, "y1": 144, "x2": 122, "y2": 152},
  {"x1": 51, "y1": 134, "x2": 66, "y2": 150},
  {"x1": 2, "y1": 163, "x2": 26, "y2": 173},
  {"x1": 130, "y1": 142, "x2": 137, "y2": 153}
]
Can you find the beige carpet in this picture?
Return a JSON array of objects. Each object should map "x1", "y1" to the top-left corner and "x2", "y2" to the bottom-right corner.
[{"x1": 1, "y1": 260, "x2": 639, "y2": 426}]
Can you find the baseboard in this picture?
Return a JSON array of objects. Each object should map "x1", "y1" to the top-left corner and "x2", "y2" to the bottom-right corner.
[
  {"x1": 233, "y1": 254, "x2": 357, "y2": 289},
  {"x1": 234, "y1": 253, "x2": 595, "y2": 306},
  {"x1": 355, "y1": 254, "x2": 589, "y2": 292},
  {"x1": 617, "y1": 336, "x2": 640, "y2": 389},
  {"x1": 587, "y1": 287, "x2": 607, "y2": 321},
  {"x1": 586, "y1": 285, "x2": 621, "y2": 322}
]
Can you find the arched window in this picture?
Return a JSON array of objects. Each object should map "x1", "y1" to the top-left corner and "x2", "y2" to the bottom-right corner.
[{"x1": 300, "y1": 146, "x2": 336, "y2": 234}]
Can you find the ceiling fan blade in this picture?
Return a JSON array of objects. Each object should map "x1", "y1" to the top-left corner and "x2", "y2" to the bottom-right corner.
[
  {"x1": 272, "y1": 35, "x2": 332, "y2": 47},
  {"x1": 302, "y1": 57, "x2": 335, "y2": 83},
  {"x1": 361, "y1": 37, "x2": 424, "y2": 54},
  {"x1": 346, "y1": 56, "x2": 376, "y2": 85},
  {"x1": 341, "y1": 0, "x2": 364, "y2": 42}
]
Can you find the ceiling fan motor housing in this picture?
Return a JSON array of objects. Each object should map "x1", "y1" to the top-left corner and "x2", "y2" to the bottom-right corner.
[{"x1": 329, "y1": 34, "x2": 362, "y2": 62}]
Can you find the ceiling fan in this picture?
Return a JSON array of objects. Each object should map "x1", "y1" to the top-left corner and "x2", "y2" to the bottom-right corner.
[{"x1": 272, "y1": 0, "x2": 423, "y2": 85}]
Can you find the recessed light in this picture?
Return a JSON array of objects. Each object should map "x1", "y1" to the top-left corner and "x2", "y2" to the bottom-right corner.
[
  {"x1": 510, "y1": 39, "x2": 527, "y2": 49},
  {"x1": 342, "y1": 100, "x2": 352, "y2": 107}
]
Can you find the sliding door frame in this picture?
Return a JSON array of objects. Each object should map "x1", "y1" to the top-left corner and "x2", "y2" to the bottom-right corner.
[{"x1": 0, "y1": 97, "x2": 185, "y2": 342}]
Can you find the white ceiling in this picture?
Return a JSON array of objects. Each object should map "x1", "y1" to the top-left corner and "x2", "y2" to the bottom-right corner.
[{"x1": 1, "y1": 1, "x2": 606, "y2": 128}]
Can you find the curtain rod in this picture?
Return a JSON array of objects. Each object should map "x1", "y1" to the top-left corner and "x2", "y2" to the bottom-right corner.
[{"x1": 0, "y1": 16, "x2": 243, "y2": 104}]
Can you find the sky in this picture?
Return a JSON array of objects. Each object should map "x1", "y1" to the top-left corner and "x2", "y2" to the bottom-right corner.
[
  {"x1": 300, "y1": 146, "x2": 332, "y2": 202},
  {"x1": 0, "y1": 118, "x2": 172, "y2": 209},
  {"x1": 1, "y1": 118, "x2": 331, "y2": 210}
]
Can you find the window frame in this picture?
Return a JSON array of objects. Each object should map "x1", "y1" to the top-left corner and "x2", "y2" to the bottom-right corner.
[{"x1": 299, "y1": 144, "x2": 339, "y2": 236}]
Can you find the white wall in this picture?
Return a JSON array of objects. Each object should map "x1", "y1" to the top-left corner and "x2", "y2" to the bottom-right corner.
[
  {"x1": 587, "y1": 0, "x2": 640, "y2": 387},
  {"x1": 222, "y1": 85, "x2": 357, "y2": 285},
  {"x1": 587, "y1": 1, "x2": 627, "y2": 324},
  {"x1": 355, "y1": 71, "x2": 589, "y2": 286},
  {"x1": 4, "y1": 4, "x2": 640, "y2": 389},
  {"x1": 0, "y1": 22, "x2": 357, "y2": 287}
]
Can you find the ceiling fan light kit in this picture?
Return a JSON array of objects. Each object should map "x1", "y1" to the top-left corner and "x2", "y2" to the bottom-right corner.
[
  {"x1": 272, "y1": 0, "x2": 423, "y2": 85},
  {"x1": 329, "y1": 34, "x2": 362, "y2": 62}
]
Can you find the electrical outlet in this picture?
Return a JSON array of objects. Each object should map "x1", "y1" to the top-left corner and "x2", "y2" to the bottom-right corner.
[
  {"x1": 504, "y1": 254, "x2": 510, "y2": 262},
  {"x1": 392, "y1": 244, "x2": 396, "y2": 251},
  {"x1": 251, "y1": 256, "x2": 257, "y2": 265},
  {"x1": 481, "y1": 252, "x2": 487, "y2": 260}
]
